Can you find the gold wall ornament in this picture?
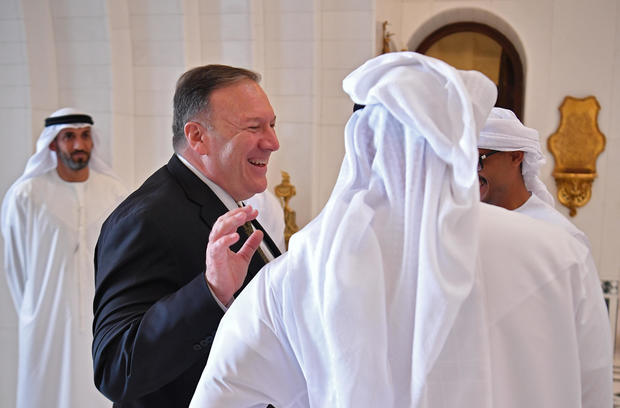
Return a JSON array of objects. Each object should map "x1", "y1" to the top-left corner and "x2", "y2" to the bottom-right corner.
[
  {"x1": 381, "y1": 21, "x2": 395, "y2": 54},
  {"x1": 274, "y1": 170, "x2": 299, "y2": 248},
  {"x1": 548, "y1": 96, "x2": 606, "y2": 217}
]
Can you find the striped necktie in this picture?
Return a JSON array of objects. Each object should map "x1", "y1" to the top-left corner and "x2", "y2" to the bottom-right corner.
[
  {"x1": 238, "y1": 202, "x2": 270, "y2": 264},
  {"x1": 240, "y1": 220, "x2": 270, "y2": 264}
]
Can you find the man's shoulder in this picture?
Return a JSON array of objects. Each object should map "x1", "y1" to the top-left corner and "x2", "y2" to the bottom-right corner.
[
  {"x1": 516, "y1": 194, "x2": 588, "y2": 246},
  {"x1": 103, "y1": 163, "x2": 214, "y2": 227},
  {"x1": 479, "y1": 202, "x2": 587, "y2": 268},
  {"x1": 480, "y1": 202, "x2": 575, "y2": 242},
  {"x1": 90, "y1": 169, "x2": 124, "y2": 186},
  {"x1": 9, "y1": 172, "x2": 56, "y2": 202},
  {"x1": 89, "y1": 170, "x2": 128, "y2": 195},
  {"x1": 106, "y1": 167, "x2": 177, "y2": 219}
]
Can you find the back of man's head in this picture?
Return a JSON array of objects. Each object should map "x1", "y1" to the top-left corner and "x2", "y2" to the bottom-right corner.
[{"x1": 172, "y1": 65, "x2": 260, "y2": 152}]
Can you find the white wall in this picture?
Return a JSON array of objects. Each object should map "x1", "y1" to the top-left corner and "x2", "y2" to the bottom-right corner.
[
  {"x1": 0, "y1": 0, "x2": 618, "y2": 406},
  {"x1": 315, "y1": 0, "x2": 374, "y2": 212},
  {"x1": 1, "y1": 1, "x2": 31, "y2": 406}
]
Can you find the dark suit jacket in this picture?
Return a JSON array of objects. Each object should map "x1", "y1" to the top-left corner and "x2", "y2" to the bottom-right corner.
[{"x1": 92, "y1": 155, "x2": 281, "y2": 407}]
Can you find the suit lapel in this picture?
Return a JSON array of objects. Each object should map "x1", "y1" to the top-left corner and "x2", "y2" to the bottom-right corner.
[
  {"x1": 166, "y1": 155, "x2": 228, "y2": 229},
  {"x1": 166, "y1": 155, "x2": 278, "y2": 282}
]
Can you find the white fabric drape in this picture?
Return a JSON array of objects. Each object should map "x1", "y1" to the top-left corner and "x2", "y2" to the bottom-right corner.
[{"x1": 328, "y1": 53, "x2": 497, "y2": 406}]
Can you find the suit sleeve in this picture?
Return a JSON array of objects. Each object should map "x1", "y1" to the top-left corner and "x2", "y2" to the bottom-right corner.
[{"x1": 92, "y1": 209, "x2": 224, "y2": 402}]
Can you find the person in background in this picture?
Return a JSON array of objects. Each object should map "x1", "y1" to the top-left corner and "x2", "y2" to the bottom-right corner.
[{"x1": 1, "y1": 107, "x2": 127, "y2": 408}]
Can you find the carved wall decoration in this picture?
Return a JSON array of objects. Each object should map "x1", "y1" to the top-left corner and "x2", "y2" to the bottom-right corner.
[
  {"x1": 274, "y1": 170, "x2": 299, "y2": 248},
  {"x1": 381, "y1": 21, "x2": 395, "y2": 54},
  {"x1": 380, "y1": 20, "x2": 409, "y2": 55},
  {"x1": 548, "y1": 96, "x2": 606, "y2": 216}
]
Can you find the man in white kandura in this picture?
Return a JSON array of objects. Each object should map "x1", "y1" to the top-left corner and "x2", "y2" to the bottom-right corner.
[
  {"x1": 190, "y1": 52, "x2": 612, "y2": 407},
  {"x1": 477, "y1": 106, "x2": 590, "y2": 247},
  {"x1": 2, "y1": 108, "x2": 127, "y2": 408}
]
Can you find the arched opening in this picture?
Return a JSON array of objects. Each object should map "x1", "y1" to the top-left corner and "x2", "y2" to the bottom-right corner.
[{"x1": 416, "y1": 22, "x2": 524, "y2": 120}]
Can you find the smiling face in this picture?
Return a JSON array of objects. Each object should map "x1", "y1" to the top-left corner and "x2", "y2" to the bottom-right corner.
[{"x1": 201, "y1": 79, "x2": 279, "y2": 201}]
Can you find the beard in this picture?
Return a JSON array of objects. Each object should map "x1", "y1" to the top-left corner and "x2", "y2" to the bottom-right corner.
[{"x1": 58, "y1": 150, "x2": 90, "y2": 171}]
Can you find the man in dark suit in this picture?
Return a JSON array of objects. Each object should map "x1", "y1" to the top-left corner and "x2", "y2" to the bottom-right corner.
[{"x1": 92, "y1": 65, "x2": 281, "y2": 407}]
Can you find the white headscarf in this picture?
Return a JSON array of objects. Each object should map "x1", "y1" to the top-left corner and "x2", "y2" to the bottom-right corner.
[
  {"x1": 1, "y1": 107, "x2": 117, "y2": 232},
  {"x1": 277, "y1": 52, "x2": 497, "y2": 406},
  {"x1": 478, "y1": 107, "x2": 554, "y2": 205}
]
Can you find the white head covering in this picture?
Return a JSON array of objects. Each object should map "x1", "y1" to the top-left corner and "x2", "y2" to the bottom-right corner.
[
  {"x1": 2, "y1": 107, "x2": 117, "y2": 232},
  {"x1": 271, "y1": 52, "x2": 497, "y2": 406},
  {"x1": 478, "y1": 107, "x2": 554, "y2": 205}
]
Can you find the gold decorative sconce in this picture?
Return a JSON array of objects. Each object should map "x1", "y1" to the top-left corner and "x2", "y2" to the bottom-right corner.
[
  {"x1": 548, "y1": 96, "x2": 606, "y2": 216},
  {"x1": 381, "y1": 21, "x2": 395, "y2": 54},
  {"x1": 274, "y1": 171, "x2": 299, "y2": 248},
  {"x1": 380, "y1": 21, "x2": 407, "y2": 54}
]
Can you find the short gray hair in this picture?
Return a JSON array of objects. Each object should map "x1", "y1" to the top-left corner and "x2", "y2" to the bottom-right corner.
[{"x1": 172, "y1": 64, "x2": 260, "y2": 152}]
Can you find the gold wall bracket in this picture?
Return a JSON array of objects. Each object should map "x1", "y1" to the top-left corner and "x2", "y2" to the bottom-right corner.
[
  {"x1": 548, "y1": 96, "x2": 606, "y2": 216},
  {"x1": 381, "y1": 21, "x2": 395, "y2": 54},
  {"x1": 380, "y1": 21, "x2": 407, "y2": 54},
  {"x1": 275, "y1": 170, "x2": 299, "y2": 248}
]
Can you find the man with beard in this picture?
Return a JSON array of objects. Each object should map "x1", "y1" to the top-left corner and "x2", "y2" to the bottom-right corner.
[{"x1": 1, "y1": 107, "x2": 127, "y2": 408}]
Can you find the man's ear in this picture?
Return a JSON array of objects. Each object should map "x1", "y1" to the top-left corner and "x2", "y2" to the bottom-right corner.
[
  {"x1": 48, "y1": 138, "x2": 58, "y2": 152},
  {"x1": 184, "y1": 121, "x2": 208, "y2": 155},
  {"x1": 510, "y1": 151, "x2": 525, "y2": 167}
]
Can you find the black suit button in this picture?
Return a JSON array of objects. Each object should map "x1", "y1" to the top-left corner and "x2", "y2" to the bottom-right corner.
[
  {"x1": 200, "y1": 335, "x2": 214, "y2": 347},
  {"x1": 193, "y1": 344, "x2": 202, "y2": 351}
]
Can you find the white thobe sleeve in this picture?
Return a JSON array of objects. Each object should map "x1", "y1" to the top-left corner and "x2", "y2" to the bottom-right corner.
[
  {"x1": 190, "y1": 266, "x2": 308, "y2": 408},
  {"x1": 577, "y1": 254, "x2": 613, "y2": 408},
  {"x1": 2, "y1": 191, "x2": 30, "y2": 310}
]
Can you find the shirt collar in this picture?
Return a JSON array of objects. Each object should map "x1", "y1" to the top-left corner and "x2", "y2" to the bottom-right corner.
[{"x1": 175, "y1": 153, "x2": 239, "y2": 211}]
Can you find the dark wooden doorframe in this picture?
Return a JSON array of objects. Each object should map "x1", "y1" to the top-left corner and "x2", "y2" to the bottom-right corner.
[{"x1": 416, "y1": 22, "x2": 524, "y2": 120}]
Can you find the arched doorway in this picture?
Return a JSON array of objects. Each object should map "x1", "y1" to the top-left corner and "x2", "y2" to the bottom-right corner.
[{"x1": 416, "y1": 22, "x2": 524, "y2": 120}]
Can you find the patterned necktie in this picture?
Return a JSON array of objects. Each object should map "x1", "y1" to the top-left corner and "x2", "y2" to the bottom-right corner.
[{"x1": 240, "y1": 218, "x2": 270, "y2": 264}]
